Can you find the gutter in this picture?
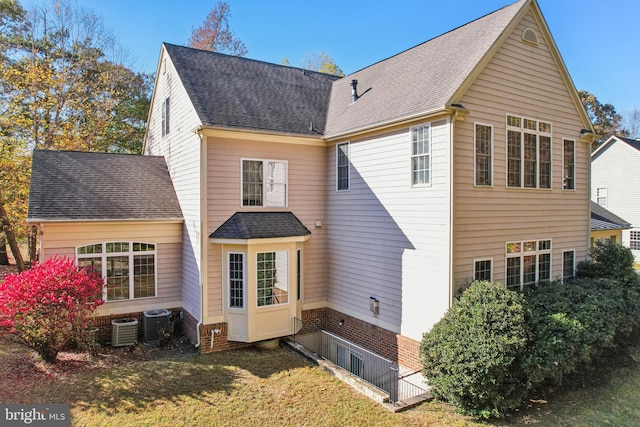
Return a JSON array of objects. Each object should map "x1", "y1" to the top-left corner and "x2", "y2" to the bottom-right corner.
[
  {"x1": 324, "y1": 105, "x2": 468, "y2": 141},
  {"x1": 26, "y1": 218, "x2": 184, "y2": 223}
]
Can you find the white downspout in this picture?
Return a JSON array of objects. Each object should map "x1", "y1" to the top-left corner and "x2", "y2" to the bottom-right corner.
[
  {"x1": 449, "y1": 109, "x2": 459, "y2": 306},
  {"x1": 195, "y1": 128, "x2": 208, "y2": 348}
]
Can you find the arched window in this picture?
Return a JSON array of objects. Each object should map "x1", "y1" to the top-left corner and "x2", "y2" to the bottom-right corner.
[{"x1": 77, "y1": 242, "x2": 157, "y2": 302}]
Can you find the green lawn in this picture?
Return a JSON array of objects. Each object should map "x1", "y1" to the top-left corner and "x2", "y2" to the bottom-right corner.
[{"x1": 2, "y1": 334, "x2": 640, "y2": 426}]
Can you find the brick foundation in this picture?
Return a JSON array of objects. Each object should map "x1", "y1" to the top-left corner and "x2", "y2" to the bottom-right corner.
[
  {"x1": 300, "y1": 308, "x2": 422, "y2": 370},
  {"x1": 199, "y1": 322, "x2": 252, "y2": 353}
]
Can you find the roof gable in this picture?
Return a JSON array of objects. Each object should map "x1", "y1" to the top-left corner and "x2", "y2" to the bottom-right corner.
[
  {"x1": 592, "y1": 135, "x2": 640, "y2": 160},
  {"x1": 163, "y1": 43, "x2": 340, "y2": 137},
  {"x1": 28, "y1": 150, "x2": 183, "y2": 222},
  {"x1": 210, "y1": 212, "x2": 311, "y2": 240}
]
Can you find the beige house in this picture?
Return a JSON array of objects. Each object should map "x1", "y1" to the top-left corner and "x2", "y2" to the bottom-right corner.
[{"x1": 29, "y1": 0, "x2": 594, "y2": 370}]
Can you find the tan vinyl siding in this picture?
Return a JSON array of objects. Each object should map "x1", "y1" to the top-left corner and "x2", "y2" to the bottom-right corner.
[
  {"x1": 39, "y1": 221, "x2": 183, "y2": 316},
  {"x1": 205, "y1": 136, "x2": 327, "y2": 318},
  {"x1": 327, "y1": 120, "x2": 451, "y2": 340},
  {"x1": 452, "y1": 10, "x2": 590, "y2": 292},
  {"x1": 144, "y1": 47, "x2": 202, "y2": 319}
]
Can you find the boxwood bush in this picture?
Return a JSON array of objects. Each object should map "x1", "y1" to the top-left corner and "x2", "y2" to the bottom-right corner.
[
  {"x1": 420, "y1": 281, "x2": 529, "y2": 419},
  {"x1": 523, "y1": 279, "x2": 624, "y2": 388}
]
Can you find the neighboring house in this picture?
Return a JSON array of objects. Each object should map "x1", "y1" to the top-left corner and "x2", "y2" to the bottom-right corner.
[
  {"x1": 28, "y1": 0, "x2": 594, "y2": 370},
  {"x1": 591, "y1": 135, "x2": 640, "y2": 262},
  {"x1": 590, "y1": 201, "x2": 631, "y2": 246}
]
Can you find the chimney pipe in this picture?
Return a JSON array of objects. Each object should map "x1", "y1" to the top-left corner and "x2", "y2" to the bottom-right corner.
[{"x1": 350, "y1": 79, "x2": 359, "y2": 102}]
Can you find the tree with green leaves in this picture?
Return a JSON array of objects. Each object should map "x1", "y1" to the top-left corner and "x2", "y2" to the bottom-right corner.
[
  {"x1": 0, "y1": 0, "x2": 151, "y2": 266},
  {"x1": 578, "y1": 90, "x2": 623, "y2": 150},
  {"x1": 188, "y1": 1, "x2": 247, "y2": 57}
]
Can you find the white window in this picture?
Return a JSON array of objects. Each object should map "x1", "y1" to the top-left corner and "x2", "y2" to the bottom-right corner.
[
  {"x1": 506, "y1": 115, "x2": 552, "y2": 189},
  {"x1": 336, "y1": 142, "x2": 350, "y2": 191},
  {"x1": 411, "y1": 124, "x2": 431, "y2": 186},
  {"x1": 161, "y1": 97, "x2": 170, "y2": 137},
  {"x1": 228, "y1": 253, "x2": 244, "y2": 308},
  {"x1": 77, "y1": 242, "x2": 157, "y2": 302},
  {"x1": 562, "y1": 250, "x2": 575, "y2": 281},
  {"x1": 256, "y1": 251, "x2": 288, "y2": 306},
  {"x1": 242, "y1": 159, "x2": 287, "y2": 207},
  {"x1": 630, "y1": 231, "x2": 640, "y2": 251},
  {"x1": 475, "y1": 123, "x2": 493, "y2": 186},
  {"x1": 474, "y1": 259, "x2": 492, "y2": 281},
  {"x1": 596, "y1": 187, "x2": 608, "y2": 207},
  {"x1": 563, "y1": 139, "x2": 575, "y2": 190},
  {"x1": 505, "y1": 239, "x2": 552, "y2": 290}
]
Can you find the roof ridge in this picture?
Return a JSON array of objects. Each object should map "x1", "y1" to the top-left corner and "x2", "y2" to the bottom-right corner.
[{"x1": 163, "y1": 42, "x2": 342, "y2": 79}]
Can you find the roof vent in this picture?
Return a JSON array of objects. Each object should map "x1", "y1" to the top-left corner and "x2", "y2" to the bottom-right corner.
[
  {"x1": 350, "y1": 79, "x2": 359, "y2": 103},
  {"x1": 522, "y1": 28, "x2": 538, "y2": 45}
]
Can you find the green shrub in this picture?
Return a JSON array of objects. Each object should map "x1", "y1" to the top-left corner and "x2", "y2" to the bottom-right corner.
[
  {"x1": 523, "y1": 280, "x2": 623, "y2": 388},
  {"x1": 576, "y1": 240, "x2": 636, "y2": 280},
  {"x1": 420, "y1": 281, "x2": 529, "y2": 419}
]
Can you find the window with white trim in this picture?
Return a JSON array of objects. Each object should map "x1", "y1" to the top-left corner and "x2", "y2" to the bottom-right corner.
[
  {"x1": 336, "y1": 142, "x2": 350, "y2": 191},
  {"x1": 596, "y1": 187, "x2": 607, "y2": 207},
  {"x1": 242, "y1": 159, "x2": 287, "y2": 207},
  {"x1": 474, "y1": 259, "x2": 492, "y2": 281},
  {"x1": 77, "y1": 242, "x2": 157, "y2": 301},
  {"x1": 411, "y1": 124, "x2": 431, "y2": 186},
  {"x1": 475, "y1": 123, "x2": 492, "y2": 186},
  {"x1": 256, "y1": 251, "x2": 288, "y2": 306},
  {"x1": 563, "y1": 139, "x2": 575, "y2": 190},
  {"x1": 228, "y1": 253, "x2": 244, "y2": 308},
  {"x1": 506, "y1": 115, "x2": 552, "y2": 189},
  {"x1": 161, "y1": 97, "x2": 170, "y2": 137},
  {"x1": 505, "y1": 239, "x2": 552, "y2": 290},
  {"x1": 630, "y1": 231, "x2": 640, "y2": 251},
  {"x1": 562, "y1": 250, "x2": 575, "y2": 280}
]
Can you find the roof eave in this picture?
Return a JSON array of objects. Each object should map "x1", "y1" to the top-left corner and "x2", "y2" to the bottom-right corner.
[
  {"x1": 197, "y1": 124, "x2": 325, "y2": 145},
  {"x1": 324, "y1": 106, "x2": 453, "y2": 141},
  {"x1": 209, "y1": 235, "x2": 311, "y2": 245},
  {"x1": 27, "y1": 217, "x2": 184, "y2": 224}
]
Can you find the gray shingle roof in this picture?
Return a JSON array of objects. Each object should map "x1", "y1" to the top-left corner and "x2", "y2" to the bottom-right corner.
[
  {"x1": 164, "y1": 43, "x2": 340, "y2": 136},
  {"x1": 590, "y1": 201, "x2": 631, "y2": 231},
  {"x1": 324, "y1": 0, "x2": 526, "y2": 137},
  {"x1": 210, "y1": 212, "x2": 311, "y2": 239},
  {"x1": 28, "y1": 150, "x2": 183, "y2": 221}
]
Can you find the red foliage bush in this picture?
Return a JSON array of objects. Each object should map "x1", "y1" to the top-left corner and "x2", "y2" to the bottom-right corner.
[{"x1": 0, "y1": 256, "x2": 105, "y2": 363}]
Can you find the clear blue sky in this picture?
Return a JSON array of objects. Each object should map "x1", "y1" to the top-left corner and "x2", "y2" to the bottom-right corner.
[{"x1": 20, "y1": 0, "x2": 640, "y2": 112}]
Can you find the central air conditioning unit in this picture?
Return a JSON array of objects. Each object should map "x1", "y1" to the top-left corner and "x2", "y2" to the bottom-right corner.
[
  {"x1": 111, "y1": 318, "x2": 139, "y2": 347},
  {"x1": 143, "y1": 309, "x2": 171, "y2": 343}
]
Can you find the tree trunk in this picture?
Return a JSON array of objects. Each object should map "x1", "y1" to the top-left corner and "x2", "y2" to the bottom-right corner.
[
  {"x1": 0, "y1": 201, "x2": 25, "y2": 272},
  {"x1": 0, "y1": 236, "x2": 8, "y2": 265},
  {"x1": 28, "y1": 225, "x2": 37, "y2": 264}
]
